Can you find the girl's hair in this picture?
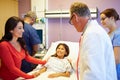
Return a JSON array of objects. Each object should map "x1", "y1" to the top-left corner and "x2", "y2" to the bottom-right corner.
[
  {"x1": 51, "y1": 43, "x2": 70, "y2": 57},
  {"x1": 0, "y1": 16, "x2": 27, "y2": 51},
  {"x1": 100, "y1": 8, "x2": 120, "y2": 21}
]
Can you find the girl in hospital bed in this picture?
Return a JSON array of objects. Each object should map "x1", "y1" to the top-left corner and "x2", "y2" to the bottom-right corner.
[{"x1": 34, "y1": 43, "x2": 72, "y2": 78}]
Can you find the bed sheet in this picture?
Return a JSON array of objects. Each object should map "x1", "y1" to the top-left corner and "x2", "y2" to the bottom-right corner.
[
  {"x1": 16, "y1": 69, "x2": 77, "y2": 80},
  {"x1": 16, "y1": 41, "x2": 79, "y2": 80}
]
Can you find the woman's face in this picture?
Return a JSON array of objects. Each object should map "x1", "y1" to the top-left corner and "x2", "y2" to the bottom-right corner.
[
  {"x1": 56, "y1": 45, "x2": 67, "y2": 59},
  {"x1": 10, "y1": 22, "x2": 24, "y2": 38},
  {"x1": 100, "y1": 14, "x2": 114, "y2": 28}
]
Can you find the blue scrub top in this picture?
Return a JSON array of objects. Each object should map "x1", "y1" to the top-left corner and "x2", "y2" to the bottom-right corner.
[{"x1": 23, "y1": 23, "x2": 41, "y2": 55}]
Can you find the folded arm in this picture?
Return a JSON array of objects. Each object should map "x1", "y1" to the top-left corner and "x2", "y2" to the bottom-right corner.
[{"x1": 48, "y1": 71, "x2": 70, "y2": 78}]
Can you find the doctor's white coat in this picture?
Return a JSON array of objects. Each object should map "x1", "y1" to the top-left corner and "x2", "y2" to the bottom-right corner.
[{"x1": 79, "y1": 20, "x2": 117, "y2": 80}]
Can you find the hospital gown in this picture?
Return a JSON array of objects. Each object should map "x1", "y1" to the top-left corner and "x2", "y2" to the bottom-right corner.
[
  {"x1": 32, "y1": 57, "x2": 73, "y2": 80},
  {"x1": 45, "y1": 57, "x2": 72, "y2": 73}
]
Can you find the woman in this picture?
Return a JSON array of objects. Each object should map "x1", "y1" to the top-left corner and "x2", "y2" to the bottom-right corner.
[
  {"x1": 34, "y1": 43, "x2": 72, "y2": 79},
  {"x1": 0, "y1": 16, "x2": 46, "y2": 80},
  {"x1": 100, "y1": 8, "x2": 120, "y2": 80}
]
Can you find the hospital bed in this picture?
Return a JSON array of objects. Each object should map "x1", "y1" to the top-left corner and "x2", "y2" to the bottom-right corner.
[{"x1": 16, "y1": 41, "x2": 79, "y2": 80}]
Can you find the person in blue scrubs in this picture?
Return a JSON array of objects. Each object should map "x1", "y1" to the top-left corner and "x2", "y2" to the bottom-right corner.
[
  {"x1": 21, "y1": 11, "x2": 41, "y2": 73},
  {"x1": 100, "y1": 8, "x2": 120, "y2": 80}
]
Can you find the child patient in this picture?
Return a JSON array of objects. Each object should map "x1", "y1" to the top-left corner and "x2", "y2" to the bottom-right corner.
[{"x1": 34, "y1": 43, "x2": 72, "y2": 78}]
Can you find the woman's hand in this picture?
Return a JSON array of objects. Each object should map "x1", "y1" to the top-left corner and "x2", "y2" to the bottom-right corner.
[{"x1": 32, "y1": 67, "x2": 47, "y2": 77}]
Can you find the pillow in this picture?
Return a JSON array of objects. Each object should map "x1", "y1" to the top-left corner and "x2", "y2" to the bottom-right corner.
[{"x1": 43, "y1": 41, "x2": 79, "y2": 71}]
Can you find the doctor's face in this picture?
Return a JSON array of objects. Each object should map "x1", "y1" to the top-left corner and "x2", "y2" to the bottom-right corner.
[
  {"x1": 69, "y1": 14, "x2": 85, "y2": 32},
  {"x1": 29, "y1": 17, "x2": 36, "y2": 25}
]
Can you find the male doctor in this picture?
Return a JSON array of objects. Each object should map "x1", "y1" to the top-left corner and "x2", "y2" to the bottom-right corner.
[{"x1": 69, "y1": 2, "x2": 117, "y2": 80}]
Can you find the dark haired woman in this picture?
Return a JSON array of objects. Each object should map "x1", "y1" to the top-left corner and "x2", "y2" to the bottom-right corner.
[{"x1": 0, "y1": 16, "x2": 46, "y2": 80}]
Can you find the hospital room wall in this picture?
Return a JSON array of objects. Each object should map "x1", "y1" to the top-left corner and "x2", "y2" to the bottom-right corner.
[
  {"x1": 0, "y1": 0, "x2": 18, "y2": 39},
  {"x1": 46, "y1": 0, "x2": 120, "y2": 48}
]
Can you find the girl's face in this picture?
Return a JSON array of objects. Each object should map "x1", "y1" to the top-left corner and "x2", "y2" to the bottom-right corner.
[
  {"x1": 56, "y1": 45, "x2": 67, "y2": 59},
  {"x1": 10, "y1": 22, "x2": 24, "y2": 38},
  {"x1": 100, "y1": 14, "x2": 114, "y2": 28}
]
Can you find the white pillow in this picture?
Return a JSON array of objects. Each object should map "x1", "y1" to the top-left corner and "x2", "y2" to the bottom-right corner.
[{"x1": 43, "y1": 41, "x2": 79, "y2": 71}]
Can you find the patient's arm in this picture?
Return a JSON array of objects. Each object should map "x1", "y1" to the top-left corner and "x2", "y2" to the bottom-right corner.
[
  {"x1": 48, "y1": 71, "x2": 70, "y2": 78},
  {"x1": 33, "y1": 67, "x2": 47, "y2": 77}
]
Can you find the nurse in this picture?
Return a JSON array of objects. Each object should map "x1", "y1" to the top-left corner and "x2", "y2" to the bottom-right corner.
[{"x1": 100, "y1": 8, "x2": 120, "y2": 80}]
